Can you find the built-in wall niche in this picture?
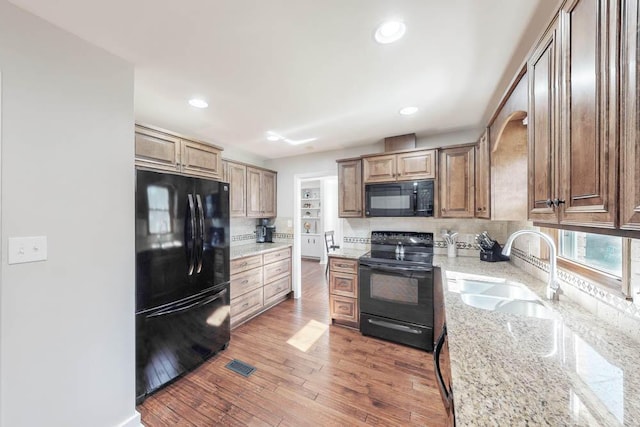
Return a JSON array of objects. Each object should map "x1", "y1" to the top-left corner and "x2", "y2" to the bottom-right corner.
[
  {"x1": 491, "y1": 111, "x2": 528, "y2": 220},
  {"x1": 301, "y1": 181, "x2": 323, "y2": 258}
]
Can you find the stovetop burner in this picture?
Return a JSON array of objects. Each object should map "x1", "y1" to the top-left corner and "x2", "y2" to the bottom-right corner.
[{"x1": 359, "y1": 231, "x2": 434, "y2": 268}]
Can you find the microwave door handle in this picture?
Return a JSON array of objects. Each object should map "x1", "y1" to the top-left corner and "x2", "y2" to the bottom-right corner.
[
  {"x1": 186, "y1": 194, "x2": 196, "y2": 276},
  {"x1": 195, "y1": 194, "x2": 205, "y2": 274},
  {"x1": 413, "y1": 191, "x2": 418, "y2": 215}
]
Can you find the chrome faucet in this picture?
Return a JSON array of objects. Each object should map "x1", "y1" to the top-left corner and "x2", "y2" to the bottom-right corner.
[{"x1": 501, "y1": 230, "x2": 560, "y2": 301}]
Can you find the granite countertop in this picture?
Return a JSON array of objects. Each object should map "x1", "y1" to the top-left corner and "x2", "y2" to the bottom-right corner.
[
  {"x1": 327, "y1": 247, "x2": 369, "y2": 260},
  {"x1": 230, "y1": 242, "x2": 292, "y2": 260},
  {"x1": 434, "y1": 256, "x2": 640, "y2": 426}
]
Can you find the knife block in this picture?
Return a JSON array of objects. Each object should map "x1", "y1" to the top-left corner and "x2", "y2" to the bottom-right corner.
[{"x1": 479, "y1": 241, "x2": 510, "y2": 262}]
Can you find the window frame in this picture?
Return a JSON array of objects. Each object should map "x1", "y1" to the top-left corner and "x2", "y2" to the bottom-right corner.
[{"x1": 544, "y1": 228, "x2": 631, "y2": 298}]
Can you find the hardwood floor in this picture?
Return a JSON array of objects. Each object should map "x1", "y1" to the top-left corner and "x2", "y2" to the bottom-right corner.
[{"x1": 138, "y1": 259, "x2": 447, "y2": 426}]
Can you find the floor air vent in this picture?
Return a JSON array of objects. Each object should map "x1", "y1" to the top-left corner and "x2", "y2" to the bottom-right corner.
[{"x1": 225, "y1": 359, "x2": 256, "y2": 377}]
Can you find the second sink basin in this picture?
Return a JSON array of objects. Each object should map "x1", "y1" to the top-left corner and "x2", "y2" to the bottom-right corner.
[
  {"x1": 457, "y1": 279, "x2": 539, "y2": 301},
  {"x1": 450, "y1": 273, "x2": 555, "y2": 320}
]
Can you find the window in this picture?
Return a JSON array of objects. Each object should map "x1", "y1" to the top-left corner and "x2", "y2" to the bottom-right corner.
[{"x1": 559, "y1": 230, "x2": 622, "y2": 277}]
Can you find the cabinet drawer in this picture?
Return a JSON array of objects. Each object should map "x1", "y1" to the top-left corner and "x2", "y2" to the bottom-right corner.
[
  {"x1": 231, "y1": 287, "x2": 263, "y2": 319},
  {"x1": 330, "y1": 295, "x2": 359, "y2": 325},
  {"x1": 264, "y1": 276, "x2": 291, "y2": 306},
  {"x1": 230, "y1": 267, "x2": 263, "y2": 299},
  {"x1": 231, "y1": 254, "x2": 262, "y2": 274},
  {"x1": 329, "y1": 271, "x2": 358, "y2": 298},
  {"x1": 263, "y1": 247, "x2": 291, "y2": 264},
  {"x1": 263, "y1": 258, "x2": 291, "y2": 283},
  {"x1": 329, "y1": 257, "x2": 358, "y2": 274}
]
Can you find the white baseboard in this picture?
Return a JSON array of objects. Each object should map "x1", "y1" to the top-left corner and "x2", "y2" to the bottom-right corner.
[{"x1": 117, "y1": 410, "x2": 142, "y2": 427}]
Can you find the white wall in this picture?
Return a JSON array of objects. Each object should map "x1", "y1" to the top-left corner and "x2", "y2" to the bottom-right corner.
[{"x1": 0, "y1": 2, "x2": 137, "y2": 426}]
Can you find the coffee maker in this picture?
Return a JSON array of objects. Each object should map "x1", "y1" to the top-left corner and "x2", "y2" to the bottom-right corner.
[{"x1": 256, "y1": 218, "x2": 274, "y2": 243}]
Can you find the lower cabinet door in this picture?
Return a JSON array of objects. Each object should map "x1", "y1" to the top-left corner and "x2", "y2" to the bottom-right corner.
[
  {"x1": 330, "y1": 294, "x2": 359, "y2": 327},
  {"x1": 230, "y1": 287, "x2": 263, "y2": 327},
  {"x1": 264, "y1": 275, "x2": 291, "y2": 306}
]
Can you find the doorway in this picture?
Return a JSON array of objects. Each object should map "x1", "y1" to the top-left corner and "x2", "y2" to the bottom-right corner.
[{"x1": 292, "y1": 172, "x2": 341, "y2": 299}]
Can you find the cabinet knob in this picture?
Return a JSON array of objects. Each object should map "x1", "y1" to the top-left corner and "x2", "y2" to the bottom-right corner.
[
  {"x1": 545, "y1": 199, "x2": 553, "y2": 208},
  {"x1": 553, "y1": 198, "x2": 566, "y2": 208}
]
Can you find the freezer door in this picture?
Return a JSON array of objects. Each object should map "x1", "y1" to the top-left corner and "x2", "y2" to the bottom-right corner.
[
  {"x1": 193, "y1": 179, "x2": 230, "y2": 289},
  {"x1": 135, "y1": 282, "x2": 230, "y2": 403}
]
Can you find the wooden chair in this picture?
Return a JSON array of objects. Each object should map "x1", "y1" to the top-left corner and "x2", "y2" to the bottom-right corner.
[{"x1": 324, "y1": 231, "x2": 340, "y2": 277}]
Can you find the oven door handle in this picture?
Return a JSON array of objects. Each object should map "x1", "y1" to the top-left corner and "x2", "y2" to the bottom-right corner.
[
  {"x1": 367, "y1": 318, "x2": 423, "y2": 334},
  {"x1": 360, "y1": 263, "x2": 432, "y2": 274}
]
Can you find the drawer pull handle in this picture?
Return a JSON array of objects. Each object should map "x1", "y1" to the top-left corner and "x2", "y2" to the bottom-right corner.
[
  {"x1": 242, "y1": 302, "x2": 249, "y2": 308},
  {"x1": 242, "y1": 279, "x2": 248, "y2": 284},
  {"x1": 240, "y1": 262, "x2": 247, "y2": 267}
]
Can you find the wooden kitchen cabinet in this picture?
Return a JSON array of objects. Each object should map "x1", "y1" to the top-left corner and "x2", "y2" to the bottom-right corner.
[
  {"x1": 474, "y1": 128, "x2": 490, "y2": 219},
  {"x1": 528, "y1": 19, "x2": 560, "y2": 223},
  {"x1": 557, "y1": 0, "x2": 618, "y2": 228},
  {"x1": 230, "y1": 246, "x2": 291, "y2": 329},
  {"x1": 620, "y1": 0, "x2": 640, "y2": 231},
  {"x1": 246, "y1": 166, "x2": 277, "y2": 218},
  {"x1": 439, "y1": 145, "x2": 475, "y2": 218},
  {"x1": 528, "y1": 1, "x2": 618, "y2": 229},
  {"x1": 328, "y1": 256, "x2": 359, "y2": 328},
  {"x1": 362, "y1": 149, "x2": 436, "y2": 183},
  {"x1": 135, "y1": 123, "x2": 223, "y2": 179},
  {"x1": 226, "y1": 161, "x2": 247, "y2": 217},
  {"x1": 337, "y1": 159, "x2": 363, "y2": 218}
]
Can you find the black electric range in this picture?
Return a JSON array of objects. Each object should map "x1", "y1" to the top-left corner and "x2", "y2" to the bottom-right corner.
[{"x1": 358, "y1": 231, "x2": 435, "y2": 351}]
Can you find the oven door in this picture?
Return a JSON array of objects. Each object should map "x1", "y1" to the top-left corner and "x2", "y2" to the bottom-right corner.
[{"x1": 359, "y1": 261, "x2": 433, "y2": 326}]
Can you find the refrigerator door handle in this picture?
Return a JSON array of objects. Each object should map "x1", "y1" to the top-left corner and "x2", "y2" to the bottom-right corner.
[
  {"x1": 195, "y1": 194, "x2": 205, "y2": 274},
  {"x1": 147, "y1": 287, "x2": 228, "y2": 318},
  {"x1": 186, "y1": 194, "x2": 196, "y2": 276}
]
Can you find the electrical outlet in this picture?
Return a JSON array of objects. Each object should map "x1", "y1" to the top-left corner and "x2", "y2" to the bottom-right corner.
[{"x1": 8, "y1": 236, "x2": 48, "y2": 264}]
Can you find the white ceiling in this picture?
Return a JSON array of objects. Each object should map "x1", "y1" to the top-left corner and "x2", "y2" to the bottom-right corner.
[{"x1": 10, "y1": 0, "x2": 548, "y2": 160}]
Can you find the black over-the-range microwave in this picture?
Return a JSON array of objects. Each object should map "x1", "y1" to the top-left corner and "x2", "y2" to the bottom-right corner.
[{"x1": 364, "y1": 180, "x2": 434, "y2": 217}]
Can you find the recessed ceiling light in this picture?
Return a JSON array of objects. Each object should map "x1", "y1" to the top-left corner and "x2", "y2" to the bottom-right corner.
[
  {"x1": 399, "y1": 106, "x2": 418, "y2": 115},
  {"x1": 375, "y1": 20, "x2": 406, "y2": 44},
  {"x1": 188, "y1": 98, "x2": 208, "y2": 109}
]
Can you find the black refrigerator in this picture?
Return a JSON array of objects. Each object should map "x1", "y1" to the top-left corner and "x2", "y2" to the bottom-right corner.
[{"x1": 135, "y1": 169, "x2": 230, "y2": 404}]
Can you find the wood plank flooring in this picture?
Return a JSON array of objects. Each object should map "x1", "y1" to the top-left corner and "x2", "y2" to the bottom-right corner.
[{"x1": 138, "y1": 260, "x2": 447, "y2": 426}]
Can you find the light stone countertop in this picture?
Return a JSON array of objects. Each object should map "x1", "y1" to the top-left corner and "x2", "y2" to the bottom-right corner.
[
  {"x1": 434, "y1": 255, "x2": 640, "y2": 426},
  {"x1": 230, "y1": 242, "x2": 292, "y2": 260},
  {"x1": 327, "y1": 247, "x2": 369, "y2": 260}
]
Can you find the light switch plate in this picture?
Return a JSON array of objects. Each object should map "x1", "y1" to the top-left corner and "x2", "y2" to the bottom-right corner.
[{"x1": 8, "y1": 236, "x2": 48, "y2": 264}]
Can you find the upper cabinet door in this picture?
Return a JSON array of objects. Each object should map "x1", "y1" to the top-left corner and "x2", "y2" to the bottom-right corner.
[
  {"x1": 246, "y1": 167, "x2": 262, "y2": 217},
  {"x1": 474, "y1": 129, "x2": 490, "y2": 219},
  {"x1": 620, "y1": 0, "x2": 640, "y2": 230},
  {"x1": 396, "y1": 150, "x2": 436, "y2": 181},
  {"x1": 439, "y1": 145, "x2": 475, "y2": 218},
  {"x1": 363, "y1": 154, "x2": 396, "y2": 183},
  {"x1": 261, "y1": 170, "x2": 277, "y2": 218},
  {"x1": 135, "y1": 125, "x2": 181, "y2": 173},
  {"x1": 337, "y1": 160, "x2": 363, "y2": 218},
  {"x1": 528, "y1": 20, "x2": 560, "y2": 224},
  {"x1": 227, "y1": 162, "x2": 247, "y2": 217},
  {"x1": 558, "y1": 0, "x2": 618, "y2": 228},
  {"x1": 180, "y1": 139, "x2": 222, "y2": 179}
]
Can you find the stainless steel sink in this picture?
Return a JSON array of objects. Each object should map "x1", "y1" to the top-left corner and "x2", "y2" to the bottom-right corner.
[{"x1": 451, "y1": 274, "x2": 556, "y2": 320}]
